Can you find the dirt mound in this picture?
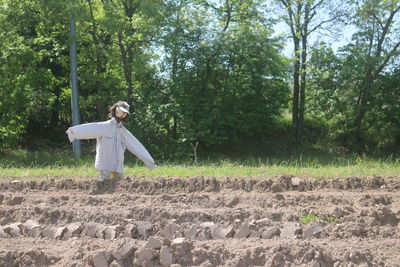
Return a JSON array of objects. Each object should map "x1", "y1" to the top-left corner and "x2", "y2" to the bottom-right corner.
[
  {"x1": 1, "y1": 175, "x2": 399, "y2": 266},
  {"x1": 2, "y1": 174, "x2": 400, "y2": 194}
]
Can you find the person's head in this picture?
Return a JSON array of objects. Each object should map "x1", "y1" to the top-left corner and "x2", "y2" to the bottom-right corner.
[{"x1": 108, "y1": 101, "x2": 130, "y2": 123}]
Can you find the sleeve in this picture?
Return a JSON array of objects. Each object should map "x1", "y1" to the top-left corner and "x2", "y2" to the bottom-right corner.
[
  {"x1": 122, "y1": 129, "x2": 156, "y2": 170},
  {"x1": 66, "y1": 122, "x2": 108, "y2": 142}
]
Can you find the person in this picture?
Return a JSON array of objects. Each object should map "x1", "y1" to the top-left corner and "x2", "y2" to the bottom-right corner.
[{"x1": 66, "y1": 101, "x2": 156, "y2": 182}]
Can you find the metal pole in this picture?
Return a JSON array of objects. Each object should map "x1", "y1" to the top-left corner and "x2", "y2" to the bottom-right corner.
[{"x1": 69, "y1": 17, "x2": 81, "y2": 159}]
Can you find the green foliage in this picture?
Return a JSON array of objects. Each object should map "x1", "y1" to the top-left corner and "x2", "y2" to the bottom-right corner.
[
  {"x1": 0, "y1": 0, "x2": 400, "y2": 158},
  {"x1": 160, "y1": 0, "x2": 289, "y2": 153},
  {"x1": 364, "y1": 68, "x2": 400, "y2": 150},
  {"x1": 299, "y1": 213, "x2": 340, "y2": 224},
  {"x1": 299, "y1": 214, "x2": 318, "y2": 224},
  {"x1": 307, "y1": 34, "x2": 400, "y2": 152}
]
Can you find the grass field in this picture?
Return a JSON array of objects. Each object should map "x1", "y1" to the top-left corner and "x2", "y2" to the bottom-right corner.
[{"x1": 1, "y1": 149, "x2": 400, "y2": 180}]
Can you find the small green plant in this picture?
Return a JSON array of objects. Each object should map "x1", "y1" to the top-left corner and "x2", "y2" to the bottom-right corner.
[
  {"x1": 299, "y1": 213, "x2": 340, "y2": 224},
  {"x1": 300, "y1": 214, "x2": 319, "y2": 224},
  {"x1": 322, "y1": 214, "x2": 340, "y2": 223}
]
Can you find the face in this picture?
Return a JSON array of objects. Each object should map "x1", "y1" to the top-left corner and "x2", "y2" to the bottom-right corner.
[{"x1": 115, "y1": 107, "x2": 128, "y2": 119}]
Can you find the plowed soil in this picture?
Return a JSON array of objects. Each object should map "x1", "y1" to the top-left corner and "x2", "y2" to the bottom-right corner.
[{"x1": 1, "y1": 175, "x2": 400, "y2": 267}]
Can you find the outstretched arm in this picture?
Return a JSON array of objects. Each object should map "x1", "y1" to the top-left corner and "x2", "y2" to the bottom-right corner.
[
  {"x1": 122, "y1": 129, "x2": 156, "y2": 170},
  {"x1": 66, "y1": 122, "x2": 108, "y2": 142}
]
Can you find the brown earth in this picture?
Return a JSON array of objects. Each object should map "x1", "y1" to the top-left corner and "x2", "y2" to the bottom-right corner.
[{"x1": 1, "y1": 175, "x2": 400, "y2": 267}]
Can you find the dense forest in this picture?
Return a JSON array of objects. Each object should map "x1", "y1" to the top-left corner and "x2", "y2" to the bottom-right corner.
[{"x1": 0, "y1": 0, "x2": 399, "y2": 160}]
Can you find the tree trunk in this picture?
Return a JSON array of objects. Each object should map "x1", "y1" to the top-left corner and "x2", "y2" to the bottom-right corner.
[
  {"x1": 171, "y1": 44, "x2": 178, "y2": 140},
  {"x1": 279, "y1": 0, "x2": 336, "y2": 145},
  {"x1": 352, "y1": 73, "x2": 374, "y2": 144},
  {"x1": 292, "y1": 38, "x2": 301, "y2": 144},
  {"x1": 117, "y1": 32, "x2": 134, "y2": 113},
  {"x1": 299, "y1": 31, "x2": 308, "y2": 144},
  {"x1": 50, "y1": 91, "x2": 60, "y2": 128},
  {"x1": 88, "y1": 0, "x2": 106, "y2": 120},
  {"x1": 116, "y1": 0, "x2": 138, "y2": 112}
]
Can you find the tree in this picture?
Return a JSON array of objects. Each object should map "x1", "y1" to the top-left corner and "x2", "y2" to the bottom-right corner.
[
  {"x1": 84, "y1": 0, "x2": 111, "y2": 120},
  {"x1": 348, "y1": 0, "x2": 400, "y2": 145},
  {"x1": 275, "y1": 0, "x2": 343, "y2": 144},
  {"x1": 306, "y1": 0, "x2": 400, "y2": 151},
  {"x1": 100, "y1": 0, "x2": 163, "y2": 114},
  {"x1": 0, "y1": 0, "x2": 77, "y2": 150},
  {"x1": 160, "y1": 0, "x2": 289, "y2": 156}
]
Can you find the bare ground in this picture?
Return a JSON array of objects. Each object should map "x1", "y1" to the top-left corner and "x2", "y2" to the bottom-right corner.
[{"x1": 1, "y1": 175, "x2": 400, "y2": 266}]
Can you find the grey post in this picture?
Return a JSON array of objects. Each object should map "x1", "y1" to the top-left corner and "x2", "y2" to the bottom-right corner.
[{"x1": 69, "y1": 17, "x2": 81, "y2": 159}]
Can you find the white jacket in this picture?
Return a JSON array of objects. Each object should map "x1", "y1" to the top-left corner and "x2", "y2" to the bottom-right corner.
[{"x1": 66, "y1": 118, "x2": 156, "y2": 173}]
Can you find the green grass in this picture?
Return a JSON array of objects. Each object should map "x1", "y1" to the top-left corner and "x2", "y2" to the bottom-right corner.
[{"x1": 1, "y1": 149, "x2": 400, "y2": 180}]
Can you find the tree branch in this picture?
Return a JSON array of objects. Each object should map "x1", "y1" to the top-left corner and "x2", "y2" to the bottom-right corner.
[
  {"x1": 310, "y1": 0, "x2": 325, "y2": 12},
  {"x1": 371, "y1": 12, "x2": 384, "y2": 30},
  {"x1": 308, "y1": 17, "x2": 336, "y2": 34},
  {"x1": 374, "y1": 40, "x2": 400, "y2": 78},
  {"x1": 375, "y1": 5, "x2": 400, "y2": 58},
  {"x1": 201, "y1": 0, "x2": 218, "y2": 11},
  {"x1": 222, "y1": 0, "x2": 232, "y2": 32}
]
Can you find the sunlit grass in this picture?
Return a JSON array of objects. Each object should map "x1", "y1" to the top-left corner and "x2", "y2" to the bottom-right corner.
[{"x1": 1, "y1": 149, "x2": 400, "y2": 180}]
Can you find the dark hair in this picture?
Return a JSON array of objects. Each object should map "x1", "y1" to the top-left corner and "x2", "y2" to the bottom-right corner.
[{"x1": 108, "y1": 102, "x2": 129, "y2": 123}]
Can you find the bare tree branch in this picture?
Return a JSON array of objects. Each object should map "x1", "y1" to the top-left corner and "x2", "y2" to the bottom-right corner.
[
  {"x1": 308, "y1": 10, "x2": 316, "y2": 22},
  {"x1": 310, "y1": 0, "x2": 325, "y2": 12},
  {"x1": 374, "y1": 40, "x2": 400, "y2": 78},
  {"x1": 280, "y1": 0, "x2": 290, "y2": 9},
  {"x1": 280, "y1": 0, "x2": 298, "y2": 40},
  {"x1": 371, "y1": 12, "x2": 384, "y2": 30},
  {"x1": 222, "y1": 0, "x2": 232, "y2": 32},
  {"x1": 200, "y1": 0, "x2": 218, "y2": 11},
  {"x1": 375, "y1": 6, "x2": 400, "y2": 58},
  {"x1": 308, "y1": 17, "x2": 336, "y2": 34}
]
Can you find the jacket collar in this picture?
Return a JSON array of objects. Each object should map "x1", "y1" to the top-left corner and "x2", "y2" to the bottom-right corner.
[{"x1": 110, "y1": 117, "x2": 123, "y2": 128}]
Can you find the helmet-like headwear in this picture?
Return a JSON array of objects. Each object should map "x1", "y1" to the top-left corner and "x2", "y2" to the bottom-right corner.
[
  {"x1": 109, "y1": 101, "x2": 130, "y2": 123},
  {"x1": 116, "y1": 101, "x2": 130, "y2": 114}
]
